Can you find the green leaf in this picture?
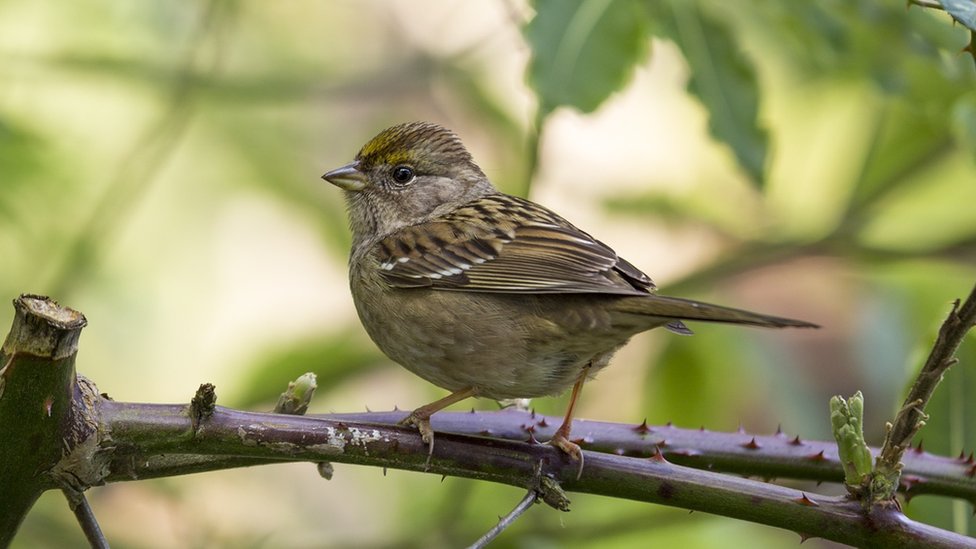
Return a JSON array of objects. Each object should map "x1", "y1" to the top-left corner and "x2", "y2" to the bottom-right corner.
[
  {"x1": 525, "y1": 0, "x2": 650, "y2": 117},
  {"x1": 938, "y1": 0, "x2": 976, "y2": 32},
  {"x1": 659, "y1": 2, "x2": 768, "y2": 185}
]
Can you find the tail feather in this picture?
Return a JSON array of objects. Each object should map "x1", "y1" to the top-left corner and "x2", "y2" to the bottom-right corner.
[{"x1": 616, "y1": 294, "x2": 819, "y2": 329}]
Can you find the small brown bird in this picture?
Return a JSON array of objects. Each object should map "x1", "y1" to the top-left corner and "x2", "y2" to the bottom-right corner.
[{"x1": 323, "y1": 121, "x2": 816, "y2": 462}]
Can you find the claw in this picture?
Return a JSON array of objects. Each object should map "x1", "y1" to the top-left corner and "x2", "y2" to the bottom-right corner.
[
  {"x1": 399, "y1": 412, "x2": 436, "y2": 469},
  {"x1": 548, "y1": 433, "x2": 585, "y2": 479},
  {"x1": 398, "y1": 386, "x2": 477, "y2": 470}
]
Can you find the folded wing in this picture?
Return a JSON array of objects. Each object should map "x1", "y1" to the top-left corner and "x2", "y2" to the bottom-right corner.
[{"x1": 373, "y1": 194, "x2": 654, "y2": 296}]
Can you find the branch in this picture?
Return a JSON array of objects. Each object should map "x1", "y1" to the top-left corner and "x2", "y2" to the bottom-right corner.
[
  {"x1": 324, "y1": 410, "x2": 976, "y2": 502},
  {"x1": 875, "y1": 283, "x2": 976, "y2": 499},
  {"x1": 93, "y1": 401, "x2": 974, "y2": 548},
  {"x1": 5, "y1": 295, "x2": 975, "y2": 547},
  {"x1": 0, "y1": 295, "x2": 88, "y2": 546},
  {"x1": 93, "y1": 405, "x2": 976, "y2": 502},
  {"x1": 468, "y1": 489, "x2": 538, "y2": 549},
  {"x1": 62, "y1": 491, "x2": 108, "y2": 549}
]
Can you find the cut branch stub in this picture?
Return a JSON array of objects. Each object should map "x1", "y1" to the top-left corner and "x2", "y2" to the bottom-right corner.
[
  {"x1": 1, "y1": 294, "x2": 86, "y2": 362},
  {"x1": 0, "y1": 295, "x2": 89, "y2": 546}
]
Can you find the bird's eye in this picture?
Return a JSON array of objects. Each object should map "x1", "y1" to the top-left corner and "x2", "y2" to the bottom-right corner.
[{"x1": 391, "y1": 165, "x2": 415, "y2": 185}]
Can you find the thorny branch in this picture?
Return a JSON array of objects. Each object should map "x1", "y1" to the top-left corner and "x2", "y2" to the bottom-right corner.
[
  {"x1": 92, "y1": 401, "x2": 974, "y2": 548},
  {"x1": 876, "y1": 283, "x2": 976, "y2": 499},
  {"x1": 4, "y1": 291, "x2": 976, "y2": 548}
]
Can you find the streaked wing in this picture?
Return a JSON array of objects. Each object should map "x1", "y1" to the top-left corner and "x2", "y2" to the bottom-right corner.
[{"x1": 373, "y1": 194, "x2": 654, "y2": 296}]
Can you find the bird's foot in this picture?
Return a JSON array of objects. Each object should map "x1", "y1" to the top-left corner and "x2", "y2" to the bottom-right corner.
[
  {"x1": 399, "y1": 411, "x2": 436, "y2": 468},
  {"x1": 548, "y1": 432, "x2": 585, "y2": 480},
  {"x1": 397, "y1": 387, "x2": 477, "y2": 470}
]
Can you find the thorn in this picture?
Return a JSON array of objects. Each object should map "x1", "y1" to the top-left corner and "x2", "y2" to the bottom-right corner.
[
  {"x1": 915, "y1": 440, "x2": 924, "y2": 454},
  {"x1": 365, "y1": 404, "x2": 372, "y2": 412},
  {"x1": 968, "y1": 452, "x2": 974, "y2": 465},
  {"x1": 469, "y1": 407, "x2": 476, "y2": 413},
  {"x1": 383, "y1": 467, "x2": 387, "y2": 476},
  {"x1": 794, "y1": 493, "x2": 819, "y2": 507},
  {"x1": 775, "y1": 424, "x2": 783, "y2": 436},
  {"x1": 336, "y1": 422, "x2": 347, "y2": 430},
  {"x1": 479, "y1": 429, "x2": 492, "y2": 436},
  {"x1": 633, "y1": 419, "x2": 651, "y2": 434},
  {"x1": 966, "y1": 465, "x2": 976, "y2": 478},
  {"x1": 959, "y1": 450, "x2": 967, "y2": 461},
  {"x1": 807, "y1": 451, "x2": 827, "y2": 462},
  {"x1": 737, "y1": 423, "x2": 746, "y2": 434},
  {"x1": 742, "y1": 437, "x2": 762, "y2": 450},
  {"x1": 699, "y1": 425, "x2": 706, "y2": 432},
  {"x1": 798, "y1": 532, "x2": 812, "y2": 544},
  {"x1": 527, "y1": 433, "x2": 540, "y2": 445},
  {"x1": 393, "y1": 405, "x2": 399, "y2": 411},
  {"x1": 530, "y1": 409, "x2": 536, "y2": 419},
  {"x1": 649, "y1": 449, "x2": 669, "y2": 463},
  {"x1": 816, "y1": 480, "x2": 823, "y2": 487},
  {"x1": 538, "y1": 417, "x2": 550, "y2": 428},
  {"x1": 441, "y1": 475, "x2": 447, "y2": 482},
  {"x1": 790, "y1": 435, "x2": 803, "y2": 446},
  {"x1": 657, "y1": 439, "x2": 670, "y2": 448},
  {"x1": 525, "y1": 424, "x2": 536, "y2": 434},
  {"x1": 665, "y1": 421, "x2": 673, "y2": 428},
  {"x1": 900, "y1": 475, "x2": 925, "y2": 492}
]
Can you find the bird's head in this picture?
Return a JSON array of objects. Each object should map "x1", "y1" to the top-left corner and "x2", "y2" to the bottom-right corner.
[{"x1": 323, "y1": 122, "x2": 495, "y2": 245}]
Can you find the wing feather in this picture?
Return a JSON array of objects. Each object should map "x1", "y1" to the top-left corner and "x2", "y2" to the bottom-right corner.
[{"x1": 373, "y1": 194, "x2": 654, "y2": 295}]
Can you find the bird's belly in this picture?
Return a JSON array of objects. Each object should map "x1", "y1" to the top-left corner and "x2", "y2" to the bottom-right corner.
[{"x1": 351, "y1": 281, "x2": 635, "y2": 400}]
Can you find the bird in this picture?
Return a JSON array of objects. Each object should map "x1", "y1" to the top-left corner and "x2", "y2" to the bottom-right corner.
[{"x1": 322, "y1": 121, "x2": 816, "y2": 465}]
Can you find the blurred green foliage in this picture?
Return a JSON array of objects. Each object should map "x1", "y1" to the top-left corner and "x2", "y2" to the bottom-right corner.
[
  {"x1": 3, "y1": 0, "x2": 976, "y2": 547},
  {"x1": 654, "y1": 2, "x2": 768, "y2": 184},
  {"x1": 525, "y1": 0, "x2": 650, "y2": 117}
]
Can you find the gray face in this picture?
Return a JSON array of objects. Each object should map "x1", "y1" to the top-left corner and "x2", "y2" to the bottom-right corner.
[{"x1": 322, "y1": 122, "x2": 495, "y2": 246}]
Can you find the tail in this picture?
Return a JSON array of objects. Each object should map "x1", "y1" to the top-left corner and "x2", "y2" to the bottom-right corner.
[{"x1": 615, "y1": 294, "x2": 819, "y2": 331}]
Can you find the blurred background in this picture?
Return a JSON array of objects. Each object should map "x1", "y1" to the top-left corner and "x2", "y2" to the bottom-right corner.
[{"x1": 3, "y1": 0, "x2": 975, "y2": 547}]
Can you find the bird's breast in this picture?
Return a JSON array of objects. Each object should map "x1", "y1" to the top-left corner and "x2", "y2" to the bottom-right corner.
[{"x1": 348, "y1": 259, "x2": 642, "y2": 399}]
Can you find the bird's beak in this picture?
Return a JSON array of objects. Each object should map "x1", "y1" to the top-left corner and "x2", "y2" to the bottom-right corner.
[{"x1": 322, "y1": 161, "x2": 367, "y2": 192}]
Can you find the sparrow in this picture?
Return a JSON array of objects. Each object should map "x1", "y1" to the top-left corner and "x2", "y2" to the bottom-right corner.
[{"x1": 322, "y1": 121, "x2": 816, "y2": 464}]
